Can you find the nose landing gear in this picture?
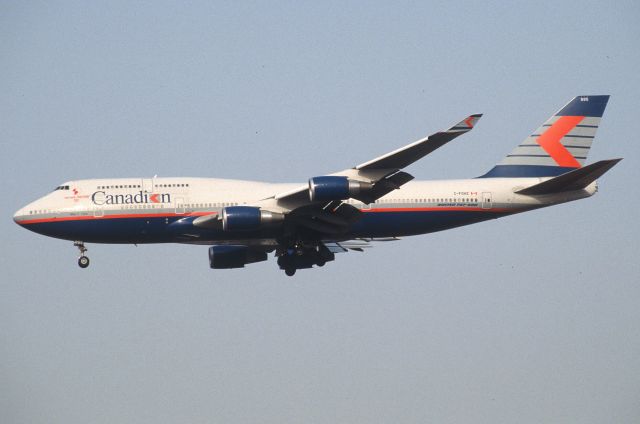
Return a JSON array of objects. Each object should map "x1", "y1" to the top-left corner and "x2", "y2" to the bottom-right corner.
[{"x1": 74, "y1": 241, "x2": 90, "y2": 268}]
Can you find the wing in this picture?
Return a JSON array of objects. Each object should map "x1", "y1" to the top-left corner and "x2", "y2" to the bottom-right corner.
[
  {"x1": 199, "y1": 116, "x2": 481, "y2": 275},
  {"x1": 354, "y1": 114, "x2": 482, "y2": 171},
  {"x1": 191, "y1": 114, "x2": 482, "y2": 239},
  {"x1": 268, "y1": 113, "x2": 482, "y2": 209}
]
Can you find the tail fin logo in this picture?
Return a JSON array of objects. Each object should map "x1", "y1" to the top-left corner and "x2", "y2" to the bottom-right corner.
[
  {"x1": 536, "y1": 116, "x2": 583, "y2": 168},
  {"x1": 480, "y1": 96, "x2": 609, "y2": 178},
  {"x1": 464, "y1": 116, "x2": 475, "y2": 128}
]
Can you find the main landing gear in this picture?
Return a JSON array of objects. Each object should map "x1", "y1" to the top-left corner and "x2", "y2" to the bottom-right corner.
[
  {"x1": 276, "y1": 243, "x2": 335, "y2": 277},
  {"x1": 74, "y1": 241, "x2": 90, "y2": 268}
]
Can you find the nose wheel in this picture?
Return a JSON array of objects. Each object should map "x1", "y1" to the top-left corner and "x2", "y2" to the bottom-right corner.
[
  {"x1": 78, "y1": 255, "x2": 90, "y2": 268},
  {"x1": 74, "y1": 241, "x2": 90, "y2": 268}
]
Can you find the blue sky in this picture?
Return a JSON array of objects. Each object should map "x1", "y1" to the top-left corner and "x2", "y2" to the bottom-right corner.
[{"x1": 2, "y1": 1, "x2": 639, "y2": 422}]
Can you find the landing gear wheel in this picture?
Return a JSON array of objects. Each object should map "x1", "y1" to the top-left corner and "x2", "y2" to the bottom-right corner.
[
  {"x1": 78, "y1": 256, "x2": 90, "y2": 268},
  {"x1": 316, "y1": 260, "x2": 326, "y2": 267},
  {"x1": 285, "y1": 268, "x2": 296, "y2": 277},
  {"x1": 73, "y1": 241, "x2": 89, "y2": 268},
  {"x1": 74, "y1": 241, "x2": 90, "y2": 268}
]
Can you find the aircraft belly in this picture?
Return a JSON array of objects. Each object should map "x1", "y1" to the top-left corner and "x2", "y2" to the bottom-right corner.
[
  {"x1": 347, "y1": 210, "x2": 508, "y2": 238},
  {"x1": 24, "y1": 218, "x2": 174, "y2": 244},
  {"x1": 22, "y1": 208, "x2": 515, "y2": 244},
  {"x1": 23, "y1": 216, "x2": 283, "y2": 244}
]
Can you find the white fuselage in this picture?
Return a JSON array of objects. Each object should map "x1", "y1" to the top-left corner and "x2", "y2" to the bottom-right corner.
[{"x1": 13, "y1": 177, "x2": 596, "y2": 245}]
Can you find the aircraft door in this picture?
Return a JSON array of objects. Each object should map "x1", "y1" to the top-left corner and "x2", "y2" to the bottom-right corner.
[
  {"x1": 93, "y1": 206, "x2": 104, "y2": 218},
  {"x1": 142, "y1": 178, "x2": 153, "y2": 193},
  {"x1": 175, "y1": 197, "x2": 185, "y2": 214},
  {"x1": 481, "y1": 192, "x2": 492, "y2": 209}
]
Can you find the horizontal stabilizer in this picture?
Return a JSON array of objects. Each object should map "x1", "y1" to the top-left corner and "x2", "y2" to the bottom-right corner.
[{"x1": 516, "y1": 158, "x2": 622, "y2": 195}]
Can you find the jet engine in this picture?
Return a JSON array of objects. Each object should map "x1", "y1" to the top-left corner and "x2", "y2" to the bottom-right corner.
[
  {"x1": 221, "y1": 206, "x2": 284, "y2": 231},
  {"x1": 308, "y1": 176, "x2": 373, "y2": 202},
  {"x1": 209, "y1": 245, "x2": 268, "y2": 269}
]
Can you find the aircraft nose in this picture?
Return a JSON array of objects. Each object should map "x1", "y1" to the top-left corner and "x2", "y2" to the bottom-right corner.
[{"x1": 13, "y1": 206, "x2": 29, "y2": 226}]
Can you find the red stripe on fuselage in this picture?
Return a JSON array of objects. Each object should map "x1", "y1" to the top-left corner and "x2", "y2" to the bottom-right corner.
[
  {"x1": 17, "y1": 207, "x2": 517, "y2": 226},
  {"x1": 17, "y1": 211, "x2": 216, "y2": 225}
]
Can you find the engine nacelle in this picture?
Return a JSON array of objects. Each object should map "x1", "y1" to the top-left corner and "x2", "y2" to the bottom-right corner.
[
  {"x1": 221, "y1": 206, "x2": 284, "y2": 231},
  {"x1": 209, "y1": 245, "x2": 268, "y2": 269},
  {"x1": 308, "y1": 176, "x2": 373, "y2": 202}
]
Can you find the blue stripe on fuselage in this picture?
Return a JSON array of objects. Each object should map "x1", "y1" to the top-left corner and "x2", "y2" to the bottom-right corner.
[
  {"x1": 478, "y1": 165, "x2": 576, "y2": 178},
  {"x1": 349, "y1": 210, "x2": 508, "y2": 237},
  {"x1": 21, "y1": 209, "x2": 513, "y2": 243}
]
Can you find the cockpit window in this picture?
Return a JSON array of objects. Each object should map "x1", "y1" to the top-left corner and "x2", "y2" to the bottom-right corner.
[{"x1": 53, "y1": 185, "x2": 70, "y2": 191}]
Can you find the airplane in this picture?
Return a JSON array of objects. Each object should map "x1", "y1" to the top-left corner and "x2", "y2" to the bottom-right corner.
[{"x1": 13, "y1": 95, "x2": 621, "y2": 276}]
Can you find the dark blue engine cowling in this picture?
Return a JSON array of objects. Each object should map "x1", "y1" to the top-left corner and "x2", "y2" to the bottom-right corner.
[
  {"x1": 209, "y1": 245, "x2": 268, "y2": 269},
  {"x1": 309, "y1": 176, "x2": 350, "y2": 201},
  {"x1": 222, "y1": 206, "x2": 260, "y2": 231},
  {"x1": 221, "y1": 206, "x2": 284, "y2": 231},
  {"x1": 309, "y1": 176, "x2": 371, "y2": 202}
]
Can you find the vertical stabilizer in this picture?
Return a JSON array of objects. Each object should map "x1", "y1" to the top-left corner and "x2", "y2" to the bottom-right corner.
[{"x1": 481, "y1": 95, "x2": 609, "y2": 178}]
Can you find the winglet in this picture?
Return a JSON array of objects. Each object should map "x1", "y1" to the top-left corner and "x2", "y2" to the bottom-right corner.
[{"x1": 450, "y1": 113, "x2": 483, "y2": 132}]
